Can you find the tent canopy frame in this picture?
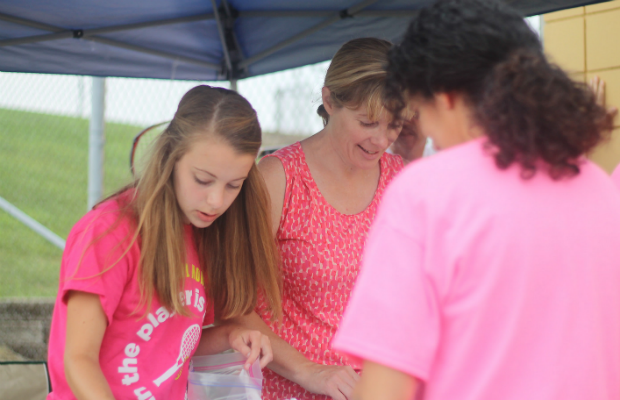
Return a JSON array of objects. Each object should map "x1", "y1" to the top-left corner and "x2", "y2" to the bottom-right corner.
[{"x1": 0, "y1": 0, "x2": 423, "y2": 80}]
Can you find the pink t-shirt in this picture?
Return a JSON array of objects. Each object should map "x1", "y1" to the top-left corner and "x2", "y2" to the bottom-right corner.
[
  {"x1": 47, "y1": 195, "x2": 213, "y2": 400},
  {"x1": 333, "y1": 138, "x2": 620, "y2": 400},
  {"x1": 612, "y1": 164, "x2": 620, "y2": 189}
]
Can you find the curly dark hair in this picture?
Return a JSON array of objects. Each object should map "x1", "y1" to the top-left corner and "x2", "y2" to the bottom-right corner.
[{"x1": 385, "y1": 0, "x2": 612, "y2": 179}]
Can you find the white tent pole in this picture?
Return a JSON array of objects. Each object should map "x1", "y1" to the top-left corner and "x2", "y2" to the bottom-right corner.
[
  {"x1": 230, "y1": 79, "x2": 238, "y2": 92},
  {"x1": 88, "y1": 77, "x2": 106, "y2": 211}
]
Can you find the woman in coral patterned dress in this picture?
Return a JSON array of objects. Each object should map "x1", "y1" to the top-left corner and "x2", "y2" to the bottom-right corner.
[{"x1": 232, "y1": 38, "x2": 406, "y2": 400}]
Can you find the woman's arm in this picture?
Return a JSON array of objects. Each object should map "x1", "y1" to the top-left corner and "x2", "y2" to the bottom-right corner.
[
  {"x1": 254, "y1": 156, "x2": 360, "y2": 400},
  {"x1": 195, "y1": 322, "x2": 273, "y2": 369},
  {"x1": 257, "y1": 156, "x2": 286, "y2": 237},
  {"x1": 64, "y1": 291, "x2": 115, "y2": 400},
  {"x1": 589, "y1": 76, "x2": 618, "y2": 129},
  {"x1": 231, "y1": 312, "x2": 359, "y2": 400},
  {"x1": 352, "y1": 361, "x2": 419, "y2": 400}
]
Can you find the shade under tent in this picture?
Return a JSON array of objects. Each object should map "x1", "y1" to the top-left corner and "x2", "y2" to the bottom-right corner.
[
  {"x1": 0, "y1": 0, "x2": 608, "y2": 249},
  {"x1": 0, "y1": 0, "x2": 610, "y2": 81}
]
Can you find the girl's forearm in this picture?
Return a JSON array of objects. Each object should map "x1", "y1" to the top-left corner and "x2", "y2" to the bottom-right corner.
[
  {"x1": 230, "y1": 312, "x2": 360, "y2": 399},
  {"x1": 353, "y1": 361, "x2": 419, "y2": 400},
  {"x1": 65, "y1": 354, "x2": 116, "y2": 400},
  {"x1": 195, "y1": 323, "x2": 237, "y2": 355},
  {"x1": 230, "y1": 312, "x2": 315, "y2": 383}
]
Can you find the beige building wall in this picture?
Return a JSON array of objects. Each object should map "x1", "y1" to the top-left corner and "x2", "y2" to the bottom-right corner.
[{"x1": 544, "y1": 1, "x2": 620, "y2": 173}]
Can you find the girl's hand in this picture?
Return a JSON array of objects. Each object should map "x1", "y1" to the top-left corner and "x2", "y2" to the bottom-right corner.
[
  {"x1": 227, "y1": 311, "x2": 360, "y2": 398},
  {"x1": 228, "y1": 327, "x2": 273, "y2": 370},
  {"x1": 589, "y1": 75, "x2": 618, "y2": 128}
]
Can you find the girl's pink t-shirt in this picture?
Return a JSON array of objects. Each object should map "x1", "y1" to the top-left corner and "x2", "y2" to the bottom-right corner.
[
  {"x1": 334, "y1": 138, "x2": 620, "y2": 400},
  {"x1": 47, "y1": 195, "x2": 213, "y2": 400},
  {"x1": 612, "y1": 164, "x2": 620, "y2": 189}
]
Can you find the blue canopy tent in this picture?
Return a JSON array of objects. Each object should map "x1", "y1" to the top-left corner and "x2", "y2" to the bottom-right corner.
[
  {"x1": 0, "y1": 0, "x2": 610, "y2": 250},
  {"x1": 0, "y1": 0, "x2": 611, "y2": 82}
]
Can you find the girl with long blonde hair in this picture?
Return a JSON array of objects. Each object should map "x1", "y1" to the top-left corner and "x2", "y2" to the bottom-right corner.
[{"x1": 46, "y1": 85, "x2": 281, "y2": 400}]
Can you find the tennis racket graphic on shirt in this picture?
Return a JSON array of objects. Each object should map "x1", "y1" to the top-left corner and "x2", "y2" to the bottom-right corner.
[{"x1": 153, "y1": 324, "x2": 201, "y2": 387}]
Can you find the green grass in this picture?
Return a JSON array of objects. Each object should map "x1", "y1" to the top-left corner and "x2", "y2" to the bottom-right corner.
[
  {"x1": 0, "y1": 108, "x2": 306, "y2": 298},
  {"x1": 0, "y1": 108, "x2": 142, "y2": 297}
]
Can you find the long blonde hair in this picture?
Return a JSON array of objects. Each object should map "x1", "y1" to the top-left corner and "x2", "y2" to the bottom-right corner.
[
  {"x1": 106, "y1": 85, "x2": 281, "y2": 319},
  {"x1": 318, "y1": 38, "x2": 393, "y2": 125}
]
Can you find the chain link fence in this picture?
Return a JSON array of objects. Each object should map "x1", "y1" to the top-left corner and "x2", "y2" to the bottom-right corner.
[
  {"x1": 0, "y1": 17, "x2": 543, "y2": 362},
  {"x1": 0, "y1": 14, "x2": 541, "y2": 299},
  {"x1": 0, "y1": 60, "x2": 328, "y2": 299}
]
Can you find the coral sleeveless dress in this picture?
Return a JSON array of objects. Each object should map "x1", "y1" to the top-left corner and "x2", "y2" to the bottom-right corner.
[{"x1": 256, "y1": 142, "x2": 403, "y2": 400}]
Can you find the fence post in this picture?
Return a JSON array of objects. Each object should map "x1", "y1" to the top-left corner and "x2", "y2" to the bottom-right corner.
[{"x1": 88, "y1": 77, "x2": 106, "y2": 210}]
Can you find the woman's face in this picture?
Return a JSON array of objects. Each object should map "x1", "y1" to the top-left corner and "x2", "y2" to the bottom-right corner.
[
  {"x1": 390, "y1": 119, "x2": 427, "y2": 165},
  {"x1": 325, "y1": 90, "x2": 402, "y2": 169},
  {"x1": 173, "y1": 136, "x2": 255, "y2": 228},
  {"x1": 409, "y1": 92, "x2": 478, "y2": 151}
]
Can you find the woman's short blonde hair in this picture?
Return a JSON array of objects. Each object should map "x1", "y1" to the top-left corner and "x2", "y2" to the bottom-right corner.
[{"x1": 318, "y1": 37, "x2": 393, "y2": 125}]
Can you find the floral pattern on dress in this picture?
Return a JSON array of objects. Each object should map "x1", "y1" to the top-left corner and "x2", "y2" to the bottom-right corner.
[{"x1": 257, "y1": 142, "x2": 404, "y2": 400}]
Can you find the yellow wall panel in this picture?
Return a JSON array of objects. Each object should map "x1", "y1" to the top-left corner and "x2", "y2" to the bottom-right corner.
[
  {"x1": 543, "y1": 17, "x2": 585, "y2": 73},
  {"x1": 570, "y1": 72, "x2": 586, "y2": 83},
  {"x1": 544, "y1": 7, "x2": 584, "y2": 21},
  {"x1": 538, "y1": 5, "x2": 620, "y2": 172},
  {"x1": 585, "y1": 0, "x2": 620, "y2": 13},
  {"x1": 586, "y1": 9, "x2": 620, "y2": 71}
]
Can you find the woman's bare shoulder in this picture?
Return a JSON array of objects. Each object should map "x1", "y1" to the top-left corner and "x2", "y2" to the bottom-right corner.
[{"x1": 258, "y1": 155, "x2": 285, "y2": 183}]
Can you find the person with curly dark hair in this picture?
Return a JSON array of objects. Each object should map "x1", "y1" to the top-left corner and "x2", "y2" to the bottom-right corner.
[{"x1": 332, "y1": 1, "x2": 620, "y2": 400}]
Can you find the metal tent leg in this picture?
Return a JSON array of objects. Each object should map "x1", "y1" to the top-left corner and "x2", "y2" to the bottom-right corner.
[{"x1": 88, "y1": 77, "x2": 106, "y2": 211}]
